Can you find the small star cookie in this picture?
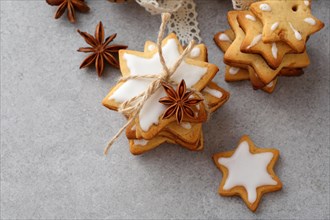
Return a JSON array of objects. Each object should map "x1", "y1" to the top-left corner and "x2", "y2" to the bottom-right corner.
[
  {"x1": 250, "y1": 0, "x2": 324, "y2": 52},
  {"x1": 213, "y1": 135, "x2": 283, "y2": 212}
]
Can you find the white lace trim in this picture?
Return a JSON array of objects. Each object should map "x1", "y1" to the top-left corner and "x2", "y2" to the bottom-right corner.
[
  {"x1": 109, "y1": 0, "x2": 259, "y2": 43},
  {"x1": 231, "y1": 0, "x2": 259, "y2": 10},
  {"x1": 135, "y1": 0, "x2": 201, "y2": 45}
]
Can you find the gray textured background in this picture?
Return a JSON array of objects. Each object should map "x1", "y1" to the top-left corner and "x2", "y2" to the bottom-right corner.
[{"x1": 1, "y1": 0, "x2": 329, "y2": 219}]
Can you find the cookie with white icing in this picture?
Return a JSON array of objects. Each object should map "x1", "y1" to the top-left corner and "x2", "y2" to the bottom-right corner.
[
  {"x1": 122, "y1": 43, "x2": 229, "y2": 146},
  {"x1": 124, "y1": 83, "x2": 230, "y2": 149},
  {"x1": 214, "y1": 28, "x2": 302, "y2": 94},
  {"x1": 214, "y1": 30, "x2": 235, "y2": 54},
  {"x1": 249, "y1": 0, "x2": 324, "y2": 52},
  {"x1": 237, "y1": 10, "x2": 295, "y2": 69},
  {"x1": 103, "y1": 33, "x2": 219, "y2": 140},
  {"x1": 213, "y1": 135, "x2": 283, "y2": 212},
  {"x1": 103, "y1": 33, "x2": 230, "y2": 155},
  {"x1": 203, "y1": 81, "x2": 230, "y2": 112},
  {"x1": 224, "y1": 11, "x2": 310, "y2": 85}
]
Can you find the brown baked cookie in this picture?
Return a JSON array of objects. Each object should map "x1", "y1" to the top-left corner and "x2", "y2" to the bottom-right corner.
[
  {"x1": 249, "y1": 0, "x2": 324, "y2": 52},
  {"x1": 237, "y1": 10, "x2": 295, "y2": 69},
  {"x1": 214, "y1": 30, "x2": 235, "y2": 53},
  {"x1": 103, "y1": 33, "x2": 218, "y2": 140},
  {"x1": 224, "y1": 11, "x2": 310, "y2": 85},
  {"x1": 213, "y1": 135, "x2": 283, "y2": 212}
]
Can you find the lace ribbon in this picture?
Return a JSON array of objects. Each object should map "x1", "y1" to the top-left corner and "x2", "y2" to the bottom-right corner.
[
  {"x1": 231, "y1": 0, "x2": 259, "y2": 10},
  {"x1": 135, "y1": 0, "x2": 201, "y2": 45},
  {"x1": 109, "y1": 0, "x2": 259, "y2": 43}
]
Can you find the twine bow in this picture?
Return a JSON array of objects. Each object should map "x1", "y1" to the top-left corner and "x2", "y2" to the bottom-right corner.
[{"x1": 104, "y1": 13, "x2": 209, "y2": 155}]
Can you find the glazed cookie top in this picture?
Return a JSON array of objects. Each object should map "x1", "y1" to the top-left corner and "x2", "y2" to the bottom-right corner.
[
  {"x1": 250, "y1": 0, "x2": 324, "y2": 52},
  {"x1": 237, "y1": 10, "x2": 294, "y2": 69},
  {"x1": 213, "y1": 135, "x2": 283, "y2": 212},
  {"x1": 103, "y1": 33, "x2": 219, "y2": 139},
  {"x1": 219, "y1": 141, "x2": 277, "y2": 203},
  {"x1": 224, "y1": 11, "x2": 310, "y2": 85}
]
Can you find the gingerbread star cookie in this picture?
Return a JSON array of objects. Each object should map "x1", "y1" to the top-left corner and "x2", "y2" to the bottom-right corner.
[
  {"x1": 224, "y1": 11, "x2": 310, "y2": 86},
  {"x1": 124, "y1": 83, "x2": 229, "y2": 154},
  {"x1": 215, "y1": 30, "x2": 302, "y2": 94},
  {"x1": 103, "y1": 29, "x2": 229, "y2": 155},
  {"x1": 213, "y1": 135, "x2": 282, "y2": 212},
  {"x1": 103, "y1": 33, "x2": 218, "y2": 140},
  {"x1": 250, "y1": 0, "x2": 324, "y2": 52},
  {"x1": 237, "y1": 10, "x2": 295, "y2": 69}
]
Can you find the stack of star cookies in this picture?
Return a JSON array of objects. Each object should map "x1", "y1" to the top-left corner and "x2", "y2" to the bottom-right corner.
[
  {"x1": 214, "y1": 0, "x2": 324, "y2": 93},
  {"x1": 103, "y1": 33, "x2": 229, "y2": 155}
]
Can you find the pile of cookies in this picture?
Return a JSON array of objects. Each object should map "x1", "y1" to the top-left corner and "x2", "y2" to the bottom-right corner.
[
  {"x1": 214, "y1": 0, "x2": 324, "y2": 93},
  {"x1": 102, "y1": 33, "x2": 229, "y2": 155}
]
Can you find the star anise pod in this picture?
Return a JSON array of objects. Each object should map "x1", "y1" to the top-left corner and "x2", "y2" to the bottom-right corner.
[
  {"x1": 77, "y1": 21, "x2": 128, "y2": 77},
  {"x1": 46, "y1": 0, "x2": 90, "y2": 23},
  {"x1": 159, "y1": 80, "x2": 203, "y2": 124}
]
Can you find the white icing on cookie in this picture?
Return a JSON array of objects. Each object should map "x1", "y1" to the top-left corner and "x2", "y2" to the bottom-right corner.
[
  {"x1": 271, "y1": 22, "x2": 279, "y2": 31},
  {"x1": 289, "y1": 22, "x2": 302, "y2": 40},
  {"x1": 304, "y1": 17, "x2": 316, "y2": 25},
  {"x1": 190, "y1": 47, "x2": 201, "y2": 58},
  {"x1": 148, "y1": 44, "x2": 155, "y2": 51},
  {"x1": 247, "y1": 34, "x2": 262, "y2": 49},
  {"x1": 229, "y1": 66, "x2": 240, "y2": 75},
  {"x1": 109, "y1": 39, "x2": 207, "y2": 131},
  {"x1": 180, "y1": 122, "x2": 192, "y2": 130},
  {"x1": 218, "y1": 141, "x2": 277, "y2": 203},
  {"x1": 266, "y1": 81, "x2": 274, "y2": 88},
  {"x1": 271, "y1": 43, "x2": 278, "y2": 59},
  {"x1": 259, "y1": 3, "x2": 271, "y2": 12},
  {"x1": 134, "y1": 139, "x2": 148, "y2": 146},
  {"x1": 304, "y1": 0, "x2": 309, "y2": 6},
  {"x1": 245, "y1": 14, "x2": 256, "y2": 21},
  {"x1": 204, "y1": 86, "x2": 223, "y2": 98},
  {"x1": 219, "y1": 33, "x2": 231, "y2": 42}
]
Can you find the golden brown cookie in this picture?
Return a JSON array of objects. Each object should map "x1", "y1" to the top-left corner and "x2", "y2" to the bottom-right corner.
[
  {"x1": 237, "y1": 10, "x2": 295, "y2": 69},
  {"x1": 249, "y1": 0, "x2": 324, "y2": 52},
  {"x1": 125, "y1": 82, "x2": 229, "y2": 141},
  {"x1": 213, "y1": 135, "x2": 283, "y2": 212},
  {"x1": 103, "y1": 33, "x2": 218, "y2": 140},
  {"x1": 129, "y1": 132, "x2": 204, "y2": 155},
  {"x1": 224, "y1": 11, "x2": 310, "y2": 85},
  {"x1": 215, "y1": 27, "x2": 301, "y2": 93},
  {"x1": 214, "y1": 30, "x2": 235, "y2": 53}
]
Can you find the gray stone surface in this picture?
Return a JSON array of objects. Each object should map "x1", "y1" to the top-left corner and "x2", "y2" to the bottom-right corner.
[{"x1": 1, "y1": 0, "x2": 329, "y2": 219}]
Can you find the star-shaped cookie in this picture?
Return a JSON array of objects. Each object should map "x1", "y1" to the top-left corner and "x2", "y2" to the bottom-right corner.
[
  {"x1": 102, "y1": 33, "x2": 218, "y2": 140},
  {"x1": 124, "y1": 42, "x2": 229, "y2": 154},
  {"x1": 213, "y1": 135, "x2": 282, "y2": 212},
  {"x1": 237, "y1": 10, "x2": 295, "y2": 69},
  {"x1": 224, "y1": 11, "x2": 310, "y2": 86},
  {"x1": 250, "y1": 0, "x2": 324, "y2": 52},
  {"x1": 214, "y1": 30, "x2": 304, "y2": 94}
]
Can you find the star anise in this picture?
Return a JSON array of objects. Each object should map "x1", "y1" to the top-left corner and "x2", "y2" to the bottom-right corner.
[
  {"x1": 46, "y1": 0, "x2": 90, "y2": 23},
  {"x1": 159, "y1": 80, "x2": 203, "y2": 124},
  {"x1": 77, "y1": 21, "x2": 128, "y2": 77}
]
